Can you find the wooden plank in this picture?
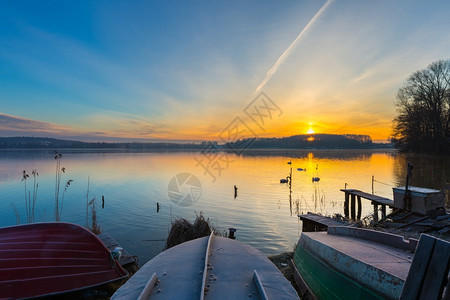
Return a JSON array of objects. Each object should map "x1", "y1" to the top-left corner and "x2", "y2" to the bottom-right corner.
[
  {"x1": 351, "y1": 194, "x2": 356, "y2": 220},
  {"x1": 341, "y1": 189, "x2": 394, "y2": 207},
  {"x1": 420, "y1": 238, "x2": 450, "y2": 299},
  {"x1": 357, "y1": 196, "x2": 362, "y2": 220},
  {"x1": 253, "y1": 270, "x2": 269, "y2": 300},
  {"x1": 398, "y1": 216, "x2": 430, "y2": 229},
  {"x1": 97, "y1": 233, "x2": 117, "y2": 248},
  {"x1": 344, "y1": 192, "x2": 349, "y2": 219},
  {"x1": 97, "y1": 232, "x2": 136, "y2": 267},
  {"x1": 299, "y1": 213, "x2": 351, "y2": 232},
  {"x1": 137, "y1": 273, "x2": 158, "y2": 300},
  {"x1": 400, "y1": 234, "x2": 436, "y2": 300},
  {"x1": 381, "y1": 205, "x2": 386, "y2": 219},
  {"x1": 373, "y1": 204, "x2": 378, "y2": 222},
  {"x1": 299, "y1": 213, "x2": 349, "y2": 227}
]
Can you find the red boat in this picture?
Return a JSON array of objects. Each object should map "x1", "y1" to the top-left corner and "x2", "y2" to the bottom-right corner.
[{"x1": 0, "y1": 222, "x2": 128, "y2": 299}]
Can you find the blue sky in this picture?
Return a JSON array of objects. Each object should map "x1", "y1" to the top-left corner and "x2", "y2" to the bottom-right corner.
[{"x1": 1, "y1": 0, "x2": 449, "y2": 142}]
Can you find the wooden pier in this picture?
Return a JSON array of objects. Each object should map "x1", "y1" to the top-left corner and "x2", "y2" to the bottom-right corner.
[
  {"x1": 298, "y1": 212, "x2": 352, "y2": 232},
  {"x1": 340, "y1": 189, "x2": 394, "y2": 221},
  {"x1": 97, "y1": 232, "x2": 138, "y2": 271}
]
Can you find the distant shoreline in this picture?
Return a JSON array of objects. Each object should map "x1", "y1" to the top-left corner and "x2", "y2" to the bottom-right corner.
[
  {"x1": 0, "y1": 147, "x2": 396, "y2": 153},
  {"x1": 0, "y1": 136, "x2": 393, "y2": 151}
]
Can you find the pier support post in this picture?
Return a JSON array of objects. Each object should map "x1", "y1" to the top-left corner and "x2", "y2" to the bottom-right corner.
[
  {"x1": 344, "y1": 192, "x2": 349, "y2": 219},
  {"x1": 381, "y1": 205, "x2": 386, "y2": 219},
  {"x1": 357, "y1": 196, "x2": 362, "y2": 220},
  {"x1": 351, "y1": 194, "x2": 356, "y2": 220},
  {"x1": 373, "y1": 204, "x2": 378, "y2": 222}
]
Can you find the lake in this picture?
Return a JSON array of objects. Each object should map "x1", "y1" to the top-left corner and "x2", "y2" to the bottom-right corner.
[{"x1": 0, "y1": 149, "x2": 448, "y2": 265}]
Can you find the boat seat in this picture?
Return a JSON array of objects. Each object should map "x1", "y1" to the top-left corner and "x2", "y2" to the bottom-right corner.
[{"x1": 400, "y1": 234, "x2": 450, "y2": 300}]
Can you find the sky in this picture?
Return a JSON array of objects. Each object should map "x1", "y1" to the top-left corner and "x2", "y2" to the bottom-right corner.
[{"x1": 1, "y1": 1, "x2": 450, "y2": 143}]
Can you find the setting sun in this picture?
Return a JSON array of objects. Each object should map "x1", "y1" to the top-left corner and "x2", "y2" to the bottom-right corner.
[{"x1": 306, "y1": 128, "x2": 315, "y2": 134}]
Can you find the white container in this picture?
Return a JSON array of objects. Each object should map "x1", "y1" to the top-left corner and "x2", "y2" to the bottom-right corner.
[{"x1": 393, "y1": 186, "x2": 445, "y2": 215}]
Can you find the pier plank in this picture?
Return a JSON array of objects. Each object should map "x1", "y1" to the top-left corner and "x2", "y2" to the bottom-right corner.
[
  {"x1": 340, "y1": 189, "x2": 394, "y2": 207},
  {"x1": 97, "y1": 232, "x2": 136, "y2": 267},
  {"x1": 298, "y1": 212, "x2": 352, "y2": 232}
]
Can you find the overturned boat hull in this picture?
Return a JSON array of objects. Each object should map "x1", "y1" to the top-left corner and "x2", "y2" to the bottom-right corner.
[
  {"x1": 113, "y1": 234, "x2": 299, "y2": 299},
  {"x1": 0, "y1": 222, "x2": 127, "y2": 299}
]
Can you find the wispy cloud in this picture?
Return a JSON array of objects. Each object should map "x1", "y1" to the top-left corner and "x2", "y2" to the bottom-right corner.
[
  {"x1": 0, "y1": 113, "x2": 174, "y2": 142},
  {"x1": 255, "y1": 0, "x2": 334, "y2": 94},
  {"x1": 0, "y1": 113, "x2": 71, "y2": 134}
]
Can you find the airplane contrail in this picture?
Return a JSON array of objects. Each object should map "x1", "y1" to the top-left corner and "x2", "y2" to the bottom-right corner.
[{"x1": 255, "y1": 0, "x2": 334, "y2": 94}]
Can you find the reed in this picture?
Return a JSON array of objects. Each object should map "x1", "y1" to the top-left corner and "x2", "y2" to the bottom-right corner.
[
  {"x1": 20, "y1": 169, "x2": 39, "y2": 223},
  {"x1": 165, "y1": 212, "x2": 212, "y2": 249},
  {"x1": 11, "y1": 203, "x2": 21, "y2": 225},
  {"x1": 87, "y1": 197, "x2": 101, "y2": 234},
  {"x1": 54, "y1": 151, "x2": 72, "y2": 221},
  {"x1": 31, "y1": 170, "x2": 38, "y2": 223},
  {"x1": 21, "y1": 170, "x2": 29, "y2": 223},
  {"x1": 59, "y1": 179, "x2": 73, "y2": 220}
]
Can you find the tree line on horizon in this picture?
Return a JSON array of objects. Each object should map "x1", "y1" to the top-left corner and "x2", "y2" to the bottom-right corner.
[
  {"x1": 0, "y1": 137, "x2": 205, "y2": 150},
  {"x1": 391, "y1": 59, "x2": 450, "y2": 153},
  {"x1": 225, "y1": 134, "x2": 379, "y2": 150},
  {"x1": 0, "y1": 134, "x2": 386, "y2": 150}
]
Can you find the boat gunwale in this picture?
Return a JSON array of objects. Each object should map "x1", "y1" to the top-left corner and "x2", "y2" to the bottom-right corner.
[{"x1": 327, "y1": 226, "x2": 418, "y2": 251}]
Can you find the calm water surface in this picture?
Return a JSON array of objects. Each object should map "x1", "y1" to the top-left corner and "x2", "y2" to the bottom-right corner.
[{"x1": 0, "y1": 149, "x2": 448, "y2": 265}]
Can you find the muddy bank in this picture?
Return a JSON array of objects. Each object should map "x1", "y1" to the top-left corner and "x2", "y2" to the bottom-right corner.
[{"x1": 268, "y1": 251, "x2": 301, "y2": 297}]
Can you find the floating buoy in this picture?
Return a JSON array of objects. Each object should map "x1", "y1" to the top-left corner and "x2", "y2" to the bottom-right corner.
[
  {"x1": 312, "y1": 177, "x2": 320, "y2": 182},
  {"x1": 297, "y1": 168, "x2": 306, "y2": 171}
]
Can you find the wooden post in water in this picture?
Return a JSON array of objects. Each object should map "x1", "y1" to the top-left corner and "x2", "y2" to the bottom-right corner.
[
  {"x1": 372, "y1": 175, "x2": 374, "y2": 194},
  {"x1": 344, "y1": 192, "x2": 349, "y2": 219},
  {"x1": 351, "y1": 194, "x2": 356, "y2": 220},
  {"x1": 357, "y1": 196, "x2": 362, "y2": 220}
]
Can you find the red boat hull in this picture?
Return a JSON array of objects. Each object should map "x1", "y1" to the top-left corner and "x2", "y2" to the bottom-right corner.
[{"x1": 0, "y1": 222, "x2": 127, "y2": 299}]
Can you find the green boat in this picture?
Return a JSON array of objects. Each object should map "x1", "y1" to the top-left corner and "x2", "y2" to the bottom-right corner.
[{"x1": 292, "y1": 226, "x2": 416, "y2": 300}]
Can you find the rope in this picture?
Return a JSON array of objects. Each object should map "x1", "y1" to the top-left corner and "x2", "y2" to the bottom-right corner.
[{"x1": 373, "y1": 179, "x2": 395, "y2": 187}]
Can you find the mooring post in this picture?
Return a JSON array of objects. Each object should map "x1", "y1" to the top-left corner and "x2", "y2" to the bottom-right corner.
[
  {"x1": 351, "y1": 194, "x2": 356, "y2": 220},
  {"x1": 373, "y1": 204, "x2": 379, "y2": 222},
  {"x1": 344, "y1": 192, "x2": 349, "y2": 218},
  {"x1": 357, "y1": 196, "x2": 362, "y2": 220},
  {"x1": 228, "y1": 228, "x2": 236, "y2": 239}
]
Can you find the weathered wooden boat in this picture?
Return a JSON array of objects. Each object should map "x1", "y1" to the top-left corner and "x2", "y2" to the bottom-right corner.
[
  {"x1": 292, "y1": 226, "x2": 450, "y2": 300},
  {"x1": 112, "y1": 233, "x2": 300, "y2": 299},
  {"x1": 0, "y1": 222, "x2": 128, "y2": 299}
]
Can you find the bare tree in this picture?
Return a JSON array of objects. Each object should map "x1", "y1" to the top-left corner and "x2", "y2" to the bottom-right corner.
[{"x1": 392, "y1": 59, "x2": 450, "y2": 152}]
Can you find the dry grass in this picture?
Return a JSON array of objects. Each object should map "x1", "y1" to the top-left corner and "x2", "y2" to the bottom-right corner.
[{"x1": 165, "y1": 213, "x2": 212, "y2": 249}]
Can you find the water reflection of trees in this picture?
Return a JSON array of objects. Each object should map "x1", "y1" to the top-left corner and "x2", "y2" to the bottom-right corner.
[
  {"x1": 393, "y1": 153, "x2": 450, "y2": 189},
  {"x1": 393, "y1": 153, "x2": 450, "y2": 207},
  {"x1": 233, "y1": 149, "x2": 394, "y2": 161}
]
